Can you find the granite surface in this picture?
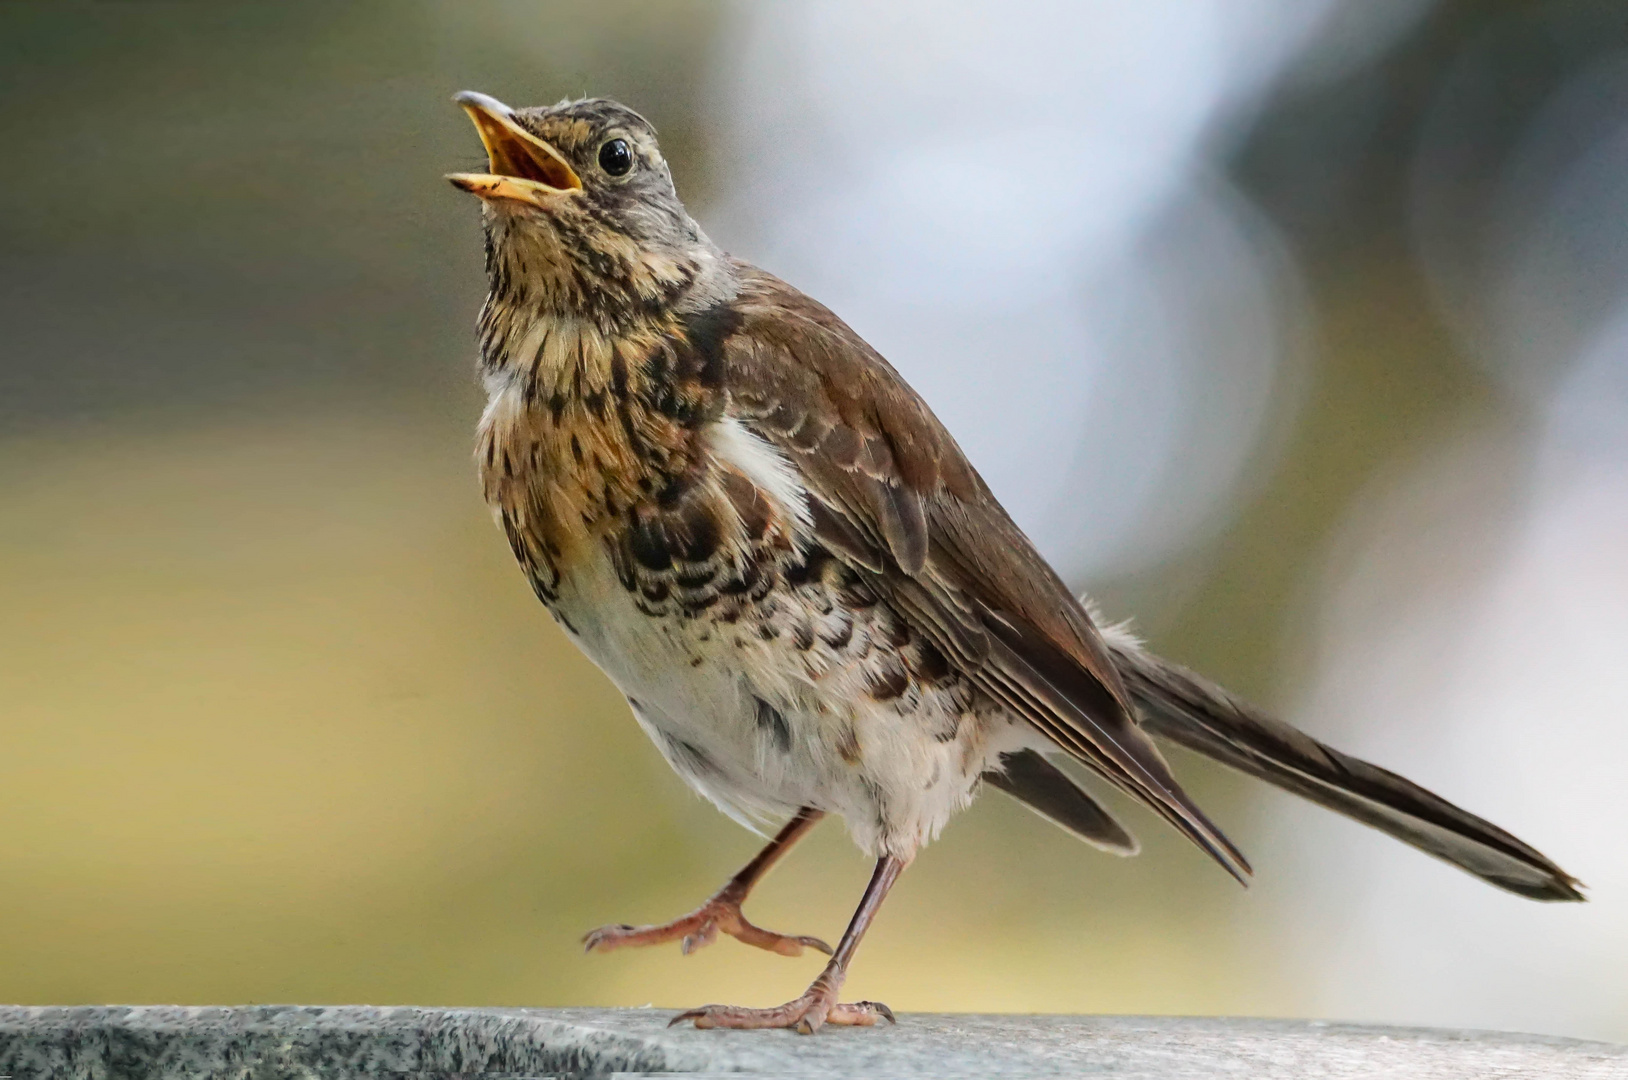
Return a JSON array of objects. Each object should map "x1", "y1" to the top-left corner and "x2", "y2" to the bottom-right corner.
[{"x1": 1, "y1": 1005, "x2": 1624, "y2": 1078}]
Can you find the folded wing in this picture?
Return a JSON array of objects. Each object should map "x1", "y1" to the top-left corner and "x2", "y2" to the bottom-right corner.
[{"x1": 712, "y1": 266, "x2": 1249, "y2": 883}]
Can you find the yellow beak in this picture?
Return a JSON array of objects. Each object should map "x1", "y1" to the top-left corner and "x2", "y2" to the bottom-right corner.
[{"x1": 445, "y1": 90, "x2": 581, "y2": 207}]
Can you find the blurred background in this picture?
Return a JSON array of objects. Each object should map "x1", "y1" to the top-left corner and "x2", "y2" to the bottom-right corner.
[{"x1": 1, "y1": 0, "x2": 1624, "y2": 1043}]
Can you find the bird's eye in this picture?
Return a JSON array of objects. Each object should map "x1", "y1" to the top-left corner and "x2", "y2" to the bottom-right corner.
[{"x1": 598, "y1": 138, "x2": 634, "y2": 177}]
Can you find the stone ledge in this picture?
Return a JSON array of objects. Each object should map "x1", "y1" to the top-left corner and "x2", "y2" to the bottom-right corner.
[{"x1": 1, "y1": 1005, "x2": 1624, "y2": 1079}]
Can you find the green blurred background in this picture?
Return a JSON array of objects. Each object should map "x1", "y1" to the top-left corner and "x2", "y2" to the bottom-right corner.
[{"x1": 2, "y1": 0, "x2": 1624, "y2": 1042}]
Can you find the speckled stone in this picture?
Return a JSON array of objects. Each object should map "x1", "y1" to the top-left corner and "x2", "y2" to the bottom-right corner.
[{"x1": 0, "y1": 1006, "x2": 1624, "y2": 1078}]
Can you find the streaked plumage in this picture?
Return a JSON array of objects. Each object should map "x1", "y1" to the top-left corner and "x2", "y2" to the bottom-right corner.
[{"x1": 447, "y1": 91, "x2": 1582, "y2": 1033}]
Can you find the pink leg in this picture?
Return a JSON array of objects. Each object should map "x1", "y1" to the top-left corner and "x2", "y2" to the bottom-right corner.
[
  {"x1": 583, "y1": 807, "x2": 831, "y2": 958},
  {"x1": 669, "y1": 852, "x2": 909, "y2": 1034}
]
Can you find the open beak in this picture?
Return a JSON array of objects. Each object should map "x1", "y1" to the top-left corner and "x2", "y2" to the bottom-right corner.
[{"x1": 446, "y1": 90, "x2": 581, "y2": 207}]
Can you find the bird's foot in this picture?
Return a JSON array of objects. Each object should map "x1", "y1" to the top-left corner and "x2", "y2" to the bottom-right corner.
[
  {"x1": 582, "y1": 893, "x2": 831, "y2": 958},
  {"x1": 669, "y1": 983, "x2": 894, "y2": 1034}
]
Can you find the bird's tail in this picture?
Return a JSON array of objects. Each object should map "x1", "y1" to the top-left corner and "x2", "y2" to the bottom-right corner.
[{"x1": 1100, "y1": 623, "x2": 1584, "y2": 902}]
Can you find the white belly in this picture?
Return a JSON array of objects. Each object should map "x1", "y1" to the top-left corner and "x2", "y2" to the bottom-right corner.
[{"x1": 549, "y1": 550, "x2": 1025, "y2": 857}]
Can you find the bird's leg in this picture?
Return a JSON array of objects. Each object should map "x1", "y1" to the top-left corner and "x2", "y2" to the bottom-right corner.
[
  {"x1": 669, "y1": 852, "x2": 909, "y2": 1034},
  {"x1": 583, "y1": 807, "x2": 831, "y2": 958}
]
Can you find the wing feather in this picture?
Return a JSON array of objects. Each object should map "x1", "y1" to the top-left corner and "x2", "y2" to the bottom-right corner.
[{"x1": 715, "y1": 265, "x2": 1250, "y2": 882}]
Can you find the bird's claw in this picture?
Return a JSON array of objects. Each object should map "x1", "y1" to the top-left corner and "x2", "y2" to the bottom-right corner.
[
  {"x1": 669, "y1": 989, "x2": 893, "y2": 1034},
  {"x1": 582, "y1": 896, "x2": 831, "y2": 958}
]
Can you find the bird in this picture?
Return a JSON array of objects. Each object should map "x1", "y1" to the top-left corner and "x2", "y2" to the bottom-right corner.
[{"x1": 445, "y1": 90, "x2": 1584, "y2": 1034}]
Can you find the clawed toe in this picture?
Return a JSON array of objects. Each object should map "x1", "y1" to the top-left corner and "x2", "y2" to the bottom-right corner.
[
  {"x1": 668, "y1": 994, "x2": 893, "y2": 1034},
  {"x1": 828, "y1": 1000, "x2": 895, "y2": 1026},
  {"x1": 731, "y1": 924, "x2": 832, "y2": 957},
  {"x1": 582, "y1": 912, "x2": 712, "y2": 954},
  {"x1": 582, "y1": 899, "x2": 827, "y2": 958},
  {"x1": 581, "y1": 923, "x2": 637, "y2": 952}
]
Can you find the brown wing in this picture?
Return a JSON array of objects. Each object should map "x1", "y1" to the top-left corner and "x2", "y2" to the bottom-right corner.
[{"x1": 713, "y1": 265, "x2": 1250, "y2": 882}]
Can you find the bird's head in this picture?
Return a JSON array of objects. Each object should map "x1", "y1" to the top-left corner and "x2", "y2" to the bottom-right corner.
[{"x1": 447, "y1": 91, "x2": 730, "y2": 327}]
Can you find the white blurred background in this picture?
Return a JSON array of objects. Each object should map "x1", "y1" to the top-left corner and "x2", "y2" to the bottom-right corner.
[{"x1": 0, "y1": 0, "x2": 1622, "y2": 1042}]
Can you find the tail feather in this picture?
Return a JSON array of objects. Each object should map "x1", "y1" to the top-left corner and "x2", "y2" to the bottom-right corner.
[
  {"x1": 1102, "y1": 626, "x2": 1585, "y2": 903},
  {"x1": 981, "y1": 628, "x2": 1252, "y2": 884},
  {"x1": 985, "y1": 749, "x2": 1140, "y2": 855}
]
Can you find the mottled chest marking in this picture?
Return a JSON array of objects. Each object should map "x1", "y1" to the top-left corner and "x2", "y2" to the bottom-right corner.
[
  {"x1": 478, "y1": 293, "x2": 977, "y2": 777},
  {"x1": 476, "y1": 301, "x2": 799, "y2": 609}
]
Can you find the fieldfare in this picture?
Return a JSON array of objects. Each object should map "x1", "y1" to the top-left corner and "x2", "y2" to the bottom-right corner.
[{"x1": 446, "y1": 92, "x2": 1582, "y2": 1034}]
